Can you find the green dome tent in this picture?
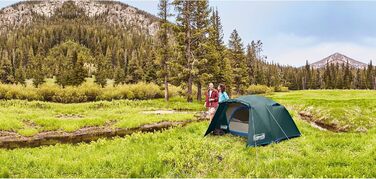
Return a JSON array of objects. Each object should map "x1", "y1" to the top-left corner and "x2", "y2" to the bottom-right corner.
[{"x1": 204, "y1": 95, "x2": 301, "y2": 146}]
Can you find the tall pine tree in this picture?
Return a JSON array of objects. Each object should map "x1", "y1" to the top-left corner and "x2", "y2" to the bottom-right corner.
[
  {"x1": 228, "y1": 29, "x2": 248, "y2": 94},
  {"x1": 157, "y1": 0, "x2": 173, "y2": 101},
  {"x1": 174, "y1": 0, "x2": 195, "y2": 102},
  {"x1": 192, "y1": 0, "x2": 215, "y2": 101},
  {"x1": 210, "y1": 8, "x2": 232, "y2": 94}
]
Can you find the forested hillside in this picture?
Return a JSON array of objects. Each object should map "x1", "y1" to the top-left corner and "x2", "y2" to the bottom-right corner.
[
  {"x1": 0, "y1": 1, "x2": 159, "y2": 87},
  {"x1": 0, "y1": 0, "x2": 375, "y2": 102}
]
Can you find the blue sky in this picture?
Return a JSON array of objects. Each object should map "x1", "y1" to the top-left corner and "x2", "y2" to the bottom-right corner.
[{"x1": 1, "y1": 0, "x2": 376, "y2": 66}]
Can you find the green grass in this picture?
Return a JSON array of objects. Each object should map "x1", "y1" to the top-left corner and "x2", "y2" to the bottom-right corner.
[
  {"x1": 0, "y1": 90, "x2": 375, "y2": 177},
  {"x1": 0, "y1": 120, "x2": 375, "y2": 177},
  {"x1": 267, "y1": 90, "x2": 376, "y2": 131},
  {"x1": 0, "y1": 97, "x2": 204, "y2": 136}
]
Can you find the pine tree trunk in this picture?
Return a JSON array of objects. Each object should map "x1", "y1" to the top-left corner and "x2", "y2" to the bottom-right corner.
[
  {"x1": 186, "y1": 40, "x2": 193, "y2": 102},
  {"x1": 186, "y1": 3, "x2": 193, "y2": 103},
  {"x1": 11, "y1": 49, "x2": 16, "y2": 77},
  {"x1": 302, "y1": 77, "x2": 306, "y2": 90},
  {"x1": 164, "y1": 74, "x2": 169, "y2": 101},
  {"x1": 374, "y1": 76, "x2": 376, "y2": 90},
  {"x1": 187, "y1": 73, "x2": 193, "y2": 102},
  {"x1": 197, "y1": 82, "x2": 202, "y2": 101}
]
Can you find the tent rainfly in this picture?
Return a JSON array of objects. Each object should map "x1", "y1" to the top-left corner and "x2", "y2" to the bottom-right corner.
[{"x1": 204, "y1": 95, "x2": 301, "y2": 146}]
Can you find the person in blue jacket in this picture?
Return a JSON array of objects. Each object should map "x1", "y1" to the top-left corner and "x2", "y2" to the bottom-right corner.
[{"x1": 218, "y1": 84, "x2": 230, "y2": 103}]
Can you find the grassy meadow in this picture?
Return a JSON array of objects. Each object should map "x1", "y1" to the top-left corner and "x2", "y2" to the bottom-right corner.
[
  {"x1": 0, "y1": 98, "x2": 203, "y2": 136},
  {"x1": 268, "y1": 90, "x2": 376, "y2": 131},
  {"x1": 0, "y1": 90, "x2": 375, "y2": 177}
]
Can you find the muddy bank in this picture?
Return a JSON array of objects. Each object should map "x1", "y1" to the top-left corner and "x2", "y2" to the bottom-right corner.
[
  {"x1": 299, "y1": 111, "x2": 350, "y2": 132},
  {"x1": 0, "y1": 113, "x2": 208, "y2": 149}
]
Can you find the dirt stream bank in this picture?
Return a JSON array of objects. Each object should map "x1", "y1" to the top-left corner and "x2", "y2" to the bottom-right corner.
[
  {"x1": 299, "y1": 111, "x2": 350, "y2": 132},
  {"x1": 0, "y1": 112, "x2": 208, "y2": 149}
]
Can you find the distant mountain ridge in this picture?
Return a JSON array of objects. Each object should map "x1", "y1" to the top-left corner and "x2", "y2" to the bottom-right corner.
[
  {"x1": 310, "y1": 52, "x2": 368, "y2": 69},
  {"x1": 0, "y1": 0, "x2": 159, "y2": 35}
]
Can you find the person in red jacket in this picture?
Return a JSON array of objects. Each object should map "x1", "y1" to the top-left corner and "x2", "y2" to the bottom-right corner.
[{"x1": 205, "y1": 83, "x2": 219, "y2": 120}]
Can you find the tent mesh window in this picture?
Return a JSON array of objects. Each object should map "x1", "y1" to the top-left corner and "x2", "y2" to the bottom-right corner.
[{"x1": 226, "y1": 103, "x2": 249, "y2": 134}]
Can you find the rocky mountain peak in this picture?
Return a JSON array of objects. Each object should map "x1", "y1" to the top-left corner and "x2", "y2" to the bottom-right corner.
[{"x1": 310, "y1": 52, "x2": 368, "y2": 69}]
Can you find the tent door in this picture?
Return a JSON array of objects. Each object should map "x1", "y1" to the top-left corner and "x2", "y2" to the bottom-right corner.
[{"x1": 228, "y1": 106, "x2": 250, "y2": 136}]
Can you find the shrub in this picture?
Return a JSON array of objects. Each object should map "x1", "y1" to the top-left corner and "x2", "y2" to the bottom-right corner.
[
  {"x1": 38, "y1": 83, "x2": 60, "y2": 101},
  {"x1": 0, "y1": 81, "x2": 183, "y2": 103},
  {"x1": 246, "y1": 85, "x2": 274, "y2": 94},
  {"x1": 0, "y1": 83, "x2": 40, "y2": 100},
  {"x1": 52, "y1": 86, "x2": 87, "y2": 103},
  {"x1": 79, "y1": 81, "x2": 102, "y2": 101},
  {"x1": 100, "y1": 82, "x2": 164, "y2": 100},
  {"x1": 274, "y1": 86, "x2": 289, "y2": 92},
  {"x1": 100, "y1": 86, "x2": 123, "y2": 100},
  {"x1": 131, "y1": 82, "x2": 156, "y2": 99},
  {"x1": 167, "y1": 85, "x2": 182, "y2": 98}
]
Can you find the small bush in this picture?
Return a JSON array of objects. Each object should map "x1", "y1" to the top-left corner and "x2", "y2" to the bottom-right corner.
[
  {"x1": 38, "y1": 83, "x2": 60, "y2": 101},
  {"x1": 51, "y1": 87, "x2": 85, "y2": 103},
  {"x1": 79, "y1": 81, "x2": 102, "y2": 101},
  {"x1": 167, "y1": 85, "x2": 182, "y2": 98},
  {"x1": 100, "y1": 86, "x2": 122, "y2": 100},
  {"x1": 274, "y1": 86, "x2": 289, "y2": 92},
  {"x1": 246, "y1": 85, "x2": 274, "y2": 94}
]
